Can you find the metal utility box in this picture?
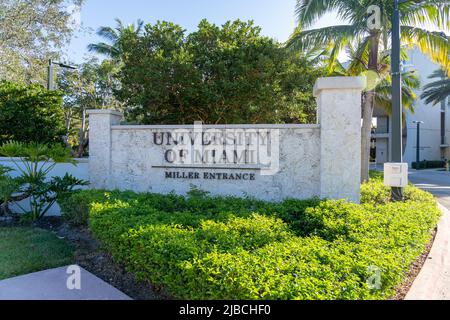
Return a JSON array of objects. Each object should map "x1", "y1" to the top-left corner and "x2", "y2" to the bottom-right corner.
[{"x1": 384, "y1": 163, "x2": 408, "y2": 187}]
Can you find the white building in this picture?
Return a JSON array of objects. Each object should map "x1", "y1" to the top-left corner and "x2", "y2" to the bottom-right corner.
[{"x1": 372, "y1": 48, "x2": 450, "y2": 165}]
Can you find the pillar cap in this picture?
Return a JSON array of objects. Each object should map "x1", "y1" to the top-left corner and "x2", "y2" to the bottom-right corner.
[
  {"x1": 87, "y1": 109, "x2": 123, "y2": 117},
  {"x1": 314, "y1": 76, "x2": 367, "y2": 97}
]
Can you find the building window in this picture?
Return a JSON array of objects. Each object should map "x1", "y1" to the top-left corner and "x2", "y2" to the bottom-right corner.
[{"x1": 375, "y1": 116, "x2": 389, "y2": 134}]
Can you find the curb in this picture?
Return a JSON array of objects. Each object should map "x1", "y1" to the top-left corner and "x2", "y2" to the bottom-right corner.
[{"x1": 405, "y1": 203, "x2": 450, "y2": 300}]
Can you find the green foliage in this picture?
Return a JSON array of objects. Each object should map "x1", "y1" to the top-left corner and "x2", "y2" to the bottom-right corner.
[
  {"x1": 412, "y1": 160, "x2": 446, "y2": 170},
  {"x1": 0, "y1": 0, "x2": 84, "y2": 85},
  {"x1": 0, "y1": 81, "x2": 66, "y2": 145},
  {"x1": 0, "y1": 141, "x2": 88, "y2": 221},
  {"x1": 369, "y1": 170, "x2": 384, "y2": 180},
  {"x1": 114, "y1": 19, "x2": 324, "y2": 124},
  {"x1": 57, "y1": 57, "x2": 124, "y2": 156},
  {"x1": 290, "y1": 0, "x2": 449, "y2": 75},
  {"x1": 421, "y1": 69, "x2": 450, "y2": 106},
  {"x1": 60, "y1": 179, "x2": 440, "y2": 300},
  {"x1": 361, "y1": 172, "x2": 435, "y2": 206},
  {"x1": 87, "y1": 18, "x2": 144, "y2": 60},
  {"x1": 290, "y1": 0, "x2": 449, "y2": 182},
  {"x1": 0, "y1": 165, "x2": 19, "y2": 215}
]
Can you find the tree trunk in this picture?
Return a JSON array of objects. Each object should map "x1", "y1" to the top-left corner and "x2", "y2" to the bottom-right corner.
[
  {"x1": 62, "y1": 109, "x2": 73, "y2": 149},
  {"x1": 76, "y1": 109, "x2": 88, "y2": 158},
  {"x1": 361, "y1": 32, "x2": 380, "y2": 183},
  {"x1": 361, "y1": 91, "x2": 375, "y2": 183}
]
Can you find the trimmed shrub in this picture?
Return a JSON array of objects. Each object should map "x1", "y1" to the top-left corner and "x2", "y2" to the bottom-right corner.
[
  {"x1": 0, "y1": 81, "x2": 66, "y2": 144},
  {"x1": 412, "y1": 160, "x2": 445, "y2": 170},
  {"x1": 361, "y1": 178, "x2": 436, "y2": 206},
  {"x1": 59, "y1": 179, "x2": 441, "y2": 300}
]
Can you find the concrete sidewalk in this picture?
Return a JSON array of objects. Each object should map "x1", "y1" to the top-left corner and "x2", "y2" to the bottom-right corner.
[
  {"x1": 0, "y1": 266, "x2": 131, "y2": 300},
  {"x1": 405, "y1": 204, "x2": 450, "y2": 300},
  {"x1": 402, "y1": 169, "x2": 450, "y2": 300}
]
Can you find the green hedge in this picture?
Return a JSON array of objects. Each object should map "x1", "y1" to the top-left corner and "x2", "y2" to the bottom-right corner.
[
  {"x1": 59, "y1": 179, "x2": 440, "y2": 300},
  {"x1": 412, "y1": 160, "x2": 446, "y2": 170},
  {"x1": 0, "y1": 81, "x2": 66, "y2": 144}
]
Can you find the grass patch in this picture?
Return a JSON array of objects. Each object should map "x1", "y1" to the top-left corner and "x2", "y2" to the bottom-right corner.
[
  {"x1": 369, "y1": 170, "x2": 384, "y2": 180},
  {"x1": 0, "y1": 227, "x2": 74, "y2": 281},
  {"x1": 59, "y1": 176, "x2": 440, "y2": 300}
]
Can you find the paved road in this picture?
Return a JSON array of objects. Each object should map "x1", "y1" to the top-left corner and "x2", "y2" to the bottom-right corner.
[{"x1": 408, "y1": 170, "x2": 450, "y2": 210}]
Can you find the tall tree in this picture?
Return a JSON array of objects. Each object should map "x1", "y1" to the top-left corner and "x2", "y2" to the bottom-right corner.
[
  {"x1": 116, "y1": 19, "x2": 324, "y2": 125},
  {"x1": 289, "y1": 0, "x2": 450, "y2": 182},
  {"x1": 0, "y1": 0, "x2": 84, "y2": 85},
  {"x1": 421, "y1": 69, "x2": 450, "y2": 105},
  {"x1": 57, "y1": 58, "x2": 123, "y2": 157},
  {"x1": 87, "y1": 18, "x2": 144, "y2": 60}
]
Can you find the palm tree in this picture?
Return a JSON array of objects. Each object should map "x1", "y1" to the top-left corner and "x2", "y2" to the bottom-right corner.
[
  {"x1": 421, "y1": 69, "x2": 450, "y2": 105},
  {"x1": 332, "y1": 43, "x2": 420, "y2": 128},
  {"x1": 338, "y1": 43, "x2": 420, "y2": 113},
  {"x1": 289, "y1": 0, "x2": 450, "y2": 182},
  {"x1": 88, "y1": 18, "x2": 144, "y2": 60}
]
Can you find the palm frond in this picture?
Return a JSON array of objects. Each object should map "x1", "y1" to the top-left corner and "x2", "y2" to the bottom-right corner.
[
  {"x1": 400, "y1": 1, "x2": 450, "y2": 32},
  {"x1": 136, "y1": 19, "x2": 145, "y2": 34},
  {"x1": 295, "y1": 0, "x2": 340, "y2": 29},
  {"x1": 115, "y1": 18, "x2": 125, "y2": 30},
  {"x1": 346, "y1": 37, "x2": 370, "y2": 75},
  {"x1": 96, "y1": 27, "x2": 119, "y2": 43},
  {"x1": 288, "y1": 25, "x2": 362, "y2": 70},
  {"x1": 428, "y1": 68, "x2": 448, "y2": 80},
  {"x1": 87, "y1": 43, "x2": 121, "y2": 58},
  {"x1": 375, "y1": 71, "x2": 420, "y2": 115},
  {"x1": 89, "y1": 18, "x2": 145, "y2": 60},
  {"x1": 401, "y1": 26, "x2": 450, "y2": 75},
  {"x1": 421, "y1": 69, "x2": 450, "y2": 105}
]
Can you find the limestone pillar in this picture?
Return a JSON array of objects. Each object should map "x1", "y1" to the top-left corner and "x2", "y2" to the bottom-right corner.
[
  {"x1": 314, "y1": 77, "x2": 366, "y2": 203},
  {"x1": 87, "y1": 110, "x2": 123, "y2": 189}
]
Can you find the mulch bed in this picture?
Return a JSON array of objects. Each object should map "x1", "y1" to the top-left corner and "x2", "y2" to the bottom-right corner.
[
  {"x1": 0, "y1": 216, "x2": 439, "y2": 300},
  {"x1": 392, "y1": 228, "x2": 437, "y2": 300},
  {"x1": 0, "y1": 216, "x2": 169, "y2": 300}
]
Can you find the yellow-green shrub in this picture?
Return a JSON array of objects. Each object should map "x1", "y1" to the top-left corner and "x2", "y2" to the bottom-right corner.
[{"x1": 59, "y1": 178, "x2": 441, "y2": 300}]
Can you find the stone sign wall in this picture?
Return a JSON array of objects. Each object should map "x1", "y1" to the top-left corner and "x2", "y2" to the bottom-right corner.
[{"x1": 88, "y1": 76, "x2": 365, "y2": 203}]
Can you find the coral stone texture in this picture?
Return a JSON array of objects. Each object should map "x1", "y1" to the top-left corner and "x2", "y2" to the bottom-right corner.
[{"x1": 88, "y1": 77, "x2": 365, "y2": 202}]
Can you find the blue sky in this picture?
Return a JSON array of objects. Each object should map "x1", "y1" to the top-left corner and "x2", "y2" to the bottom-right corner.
[
  {"x1": 65, "y1": 0, "x2": 340, "y2": 63},
  {"x1": 65, "y1": 1, "x2": 447, "y2": 64}
]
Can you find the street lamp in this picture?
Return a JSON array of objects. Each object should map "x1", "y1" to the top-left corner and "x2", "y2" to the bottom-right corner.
[
  {"x1": 413, "y1": 121, "x2": 424, "y2": 167},
  {"x1": 390, "y1": 0, "x2": 423, "y2": 201},
  {"x1": 47, "y1": 59, "x2": 77, "y2": 90}
]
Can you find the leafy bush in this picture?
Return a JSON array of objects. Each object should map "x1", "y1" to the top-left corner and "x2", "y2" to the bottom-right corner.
[
  {"x1": 361, "y1": 172, "x2": 435, "y2": 205},
  {"x1": 116, "y1": 20, "x2": 325, "y2": 125},
  {"x1": 0, "y1": 165, "x2": 19, "y2": 215},
  {"x1": 0, "y1": 141, "x2": 88, "y2": 220},
  {"x1": 60, "y1": 179, "x2": 440, "y2": 300},
  {"x1": 0, "y1": 81, "x2": 66, "y2": 144},
  {"x1": 412, "y1": 160, "x2": 446, "y2": 170}
]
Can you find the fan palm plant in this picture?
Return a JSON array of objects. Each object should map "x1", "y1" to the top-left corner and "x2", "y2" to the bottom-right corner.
[
  {"x1": 0, "y1": 142, "x2": 88, "y2": 221},
  {"x1": 421, "y1": 69, "x2": 450, "y2": 105},
  {"x1": 88, "y1": 18, "x2": 144, "y2": 60},
  {"x1": 289, "y1": 0, "x2": 449, "y2": 182}
]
